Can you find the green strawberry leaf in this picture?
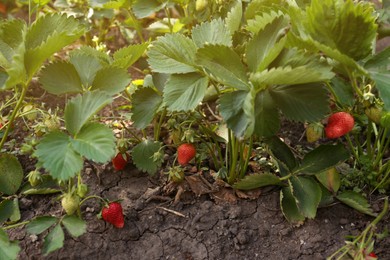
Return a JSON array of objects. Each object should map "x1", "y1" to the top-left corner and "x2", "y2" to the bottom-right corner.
[
  {"x1": 24, "y1": 13, "x2": 85, "y2": 78},
  {"x1": 246, "y1": 15, "x2": 289, "y2": 72},
  {"x1": 62, "y1": 215, "x2": 86, "y2": 238},
  {"x1": 147, "y1": 34, "x2": 198, "y2": 74},
  {"x1": 132, "y1": 0, "x2": 164, "y2": 18},
  {"x1": 35, "y1": 131, "x2": 83, "y2": 181},
  {"x1": 337, "y1": 191, "x2": 376, "y2": 217},
  {"x1": 265, "y1": 135, "x2": 298, "y2": 172},
  {"x1": 289, "y1": 176, "x2": 322, "y2": 219},
  {"x1": 316, "y1": 167, "x2": 341, "y2": 193},
  {"x1": 246, "y1": 10, "x2": 285, "y2": 34},
  {"x1": 219, "y1": 90, "x2": 252, "y2": 138},
  {"x1": 132, "y1": 140, "x2": 163, "y2": 175},
  {"x1": 69, "y1": 53, "x2": 103, "y2": 88},
  {"x1": 280, "y1": 187, "x2": 305, "y2": 224},
  {"x1": 0, "y1": 199, "x2": 14, "y2": 224},
  {"x1": 191, "y1": 18, "x2": 232, "y2": 48},
  {"x1": 225, "y1": 0, "x2": 242, "y2": 35},
  {"x1": 253, "y1": 90, "x2": 280, "y2": 137},
  {"x1": 0, "y1": 19, "x2": 26, "y2": 67},
  {"x1": 369, "y1": 71, "x2": 390, "y2": 111},
  {"x1": 65, "y1": 90, "x2": 112, "y2": 136},
  {"x1": 71, "y1": 123, "x2": 116, "y2": 163},
  {"x1": 330, "y1": 77, "x2": 354, "y2": 107},
  {"x1": 42, "y1": 224, "x2": 64, "y2": 256},
  {"x1": 196, "y1": 44, "x2": 249, "y2": 90},
  {"x1": 163, "y1": 73, "x2": 209, "y2": 111},
  {"x1": 39, "y1": 61, "x2": 83, "y2": 95},
  {"x1": 0, "y1": 154, "x2": 23, "y2": 195},
  {"x1": 299, "y1": 144, "x2": 350, "y2": 175},
  {"x1": 112, "y1": 42, "x2": 149, "y2": 69},
  {"x1": 305, "y1": 0, "x2": 377, "y2": 60},
  {"x1": 9, "y1": 198, "x2": 20, "y2": 223},
  {"x1": 131, "y1": 87, "x2": 163, "y2": 130},
  {"x1": 268, "y1": 83, "x2": 330, "y2": 122},
  {"x1": 0, "y1": 229, "x2": 20, "y2": 260},
  {"x1": 27, "y1": 216, "x2": 58, "y2": 235},
  {"x1": 233, "y1": 173, "x2": 282, "y2": 190},
  {"x1": 90, "y1": 66, "x2": 131, "y2": 95},
  {"x1": 249, "y1": 64, "x2": 334, "y2": 87}
]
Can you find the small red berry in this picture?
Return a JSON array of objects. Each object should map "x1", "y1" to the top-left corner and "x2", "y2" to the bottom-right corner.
[
  {"x1": 177, "y1": 143, "x2": 196, "y2": 166},
  {"x1": 368, "y1": 252, "x2": 377, "y2": 258},
  {"x1": 325, "y1": 112, "x2": 354, "y2": 139},
  {"x1": 112, "y1": 153, "x2": 129, "y2": 171},
  {"x1": 102, "y1": 202, "x2": 124, "y2": 228}
]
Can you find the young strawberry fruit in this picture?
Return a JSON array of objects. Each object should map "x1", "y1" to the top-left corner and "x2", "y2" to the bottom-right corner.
[
  {"x1": 112, "y1": 153, "x2": 129, "y2": 171},
  {"x1": 102, "y1": 202, "x2": 124, "y2": 228},
  {"x1": 325, "y1": 112, "x2": 354, "y2": 139},
  {"x1": 177, "y1": 143, "x2": 196, "y2": 166},
  {"x1": 306, "y1": 123, "x2": 323, "y2": 143},
  {"x1": 365, "y1": 106, "x2": 382, "y2": 124},
  {"x1": 61, "y1": 193, "x2": 80, "y2": 215}
]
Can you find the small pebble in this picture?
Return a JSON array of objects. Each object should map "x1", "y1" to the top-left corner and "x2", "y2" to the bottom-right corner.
[{"x1": 339, "y1": 218, "x2": 348, "y2": 225}]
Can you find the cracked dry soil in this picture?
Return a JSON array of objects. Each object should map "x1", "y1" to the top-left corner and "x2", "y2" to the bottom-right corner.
[{"x1": 7, "y1": 163, "x2": 390, "y2": 260}]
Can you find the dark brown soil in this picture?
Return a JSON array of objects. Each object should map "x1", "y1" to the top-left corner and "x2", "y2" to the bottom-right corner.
[{"x1": 7, "y1": 161, "x2": 390, "y2": 260}]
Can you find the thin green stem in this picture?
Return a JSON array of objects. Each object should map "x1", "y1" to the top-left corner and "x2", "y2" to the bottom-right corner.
[
  {"x1": 239, "y1": 137, "x2": 253, "y2": 180},
  {"x1": 228, "y1": 133, "x2": 239, "y2": 184},
  {"x1": 345, "y1": 134, "x2": 359, "y2": 162},
  {"x1": 79, "y1": 195, "x2": 105, "y2": 206},
  {"x1": 0, "y1": 84, "x2": 29, "y2": 151},
  {"x1": 2, "y1": 221, "x2": 30, "y2": 230}
]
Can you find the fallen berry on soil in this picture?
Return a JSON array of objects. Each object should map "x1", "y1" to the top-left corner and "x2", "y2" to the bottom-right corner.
[
  {"x1": 102, "y1": 202, "x2": 124, "y2": 228},
  {"x1": 177, "y1": 143, "x2": 196, "y2": 166},
  {"x1": 112, "y1": 153, "x2": 129, "y2": 171},
  {"x1": 325, "y1": 112, "x2": 354, "y2": 139},
  {"x1": 61, "y1": 193, "x2": 80, "y2": 215}
]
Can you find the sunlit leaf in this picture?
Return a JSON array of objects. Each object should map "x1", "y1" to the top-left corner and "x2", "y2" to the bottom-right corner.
[
  {"x1": 112, "y1": 43, "x2": 149, "y2": 69},
  {"x1": 91, "y1": 66, "x2": 131, "y2": 95},
  {"x1": 35, "y1": 131, "x2": 83, "y2": 181},
  {"x1": 132, "y1": 140, "x2": 162, "y2": 175},
  {"x1": 71, "y1": 123, "x2": 116, "y2": 163},
  {"x1": 62, "y1": 215, "x2": 86, "y2": 238},
  {"x1": 164, "y1": 73, "x2": 209, "y2": 111},
  {"x1": 131, "y1": 88, "x2": 163, "y2": 130},
  {"x1": 225, "y1": 0, "x2": 242, "y2": 35},
  {"x1": 196, "y1": 44, "x2": 249, "y2": 90},
  {"x1": 42, "y1": 224, "x2": 64, "y2": 255},
  {"x1": 64, "y1": 91, "x2": 112, "y2": 135},
  {"x1": 27, "y1": 216, "x2": 57, "y2": 235},
  {"x1": 39, "y1": 61, "x2": 83, "y2": 95},
  {"x1": 148, "y1": 34, "x2": 197, "y2": 74},
  {"x1": 69, "y1": 53, "x2": 103, "y2": 88},
  {"x1": 191, "y1": 19, "x2": 232, "y2": 48},
  {"x1": 132, "y1": 0, "x2": 164, "y2": 18}
]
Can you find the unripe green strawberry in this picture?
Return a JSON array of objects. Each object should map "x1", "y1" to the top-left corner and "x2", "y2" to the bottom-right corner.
[
  {"x1": 167, "y1": 166, "x2": 185, "y2": 183},
  {"x1": 177, "y1": 143, "x2": 196, "y2": 165},
  {"x1": 380, "y1": 112, "x2": 390, "y2": 128},
  {"x1": 44, "y1": 116, "x2": 60, "y2": 131},
  {"x1": 196, "y1": 0, "x2": 208, "y2": 11},
  {"x1": 102, "y1": 202, "x2": 124, "y2": 228},
  {"x1": 61, "y1": 193, "x2": 80, "y2": 215},
  {"x1": 325, "y1": 112, "x2": 354, "y2": 139},
  {"x1": 22, "y1": 104, "x2": 38, "y2": 121},
  {"x1": 365, "y1": 106, "x2": 382, "y2": 124},
  {"x1": 27, "y1": 170, "x2": 42, "y2": 187},
  {"x1": 306, "y1": 123, "x2": 323, "y2": 143}
]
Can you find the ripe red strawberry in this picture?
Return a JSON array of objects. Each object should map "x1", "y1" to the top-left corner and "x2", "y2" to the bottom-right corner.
[
  {"x1": 367, "y1": 252, "x2": 377, "y2": 259},
  {"x1": 325, "y1": 112, "x2": 354, "y2": 139},
  {"x1": 102, "y1": 202, "x2": 124, "y2": 228},
  {"x1": 112, "y1": 153, "x2": 129, "y2": 171},
  {"x1": 177, "y1": 143, "x2": 196, "y2": 166}
]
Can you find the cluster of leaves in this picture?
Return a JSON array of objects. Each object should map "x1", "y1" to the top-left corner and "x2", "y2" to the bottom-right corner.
[{"x1": 1, "y1": 0, "x2": 390, "y2": 258}]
